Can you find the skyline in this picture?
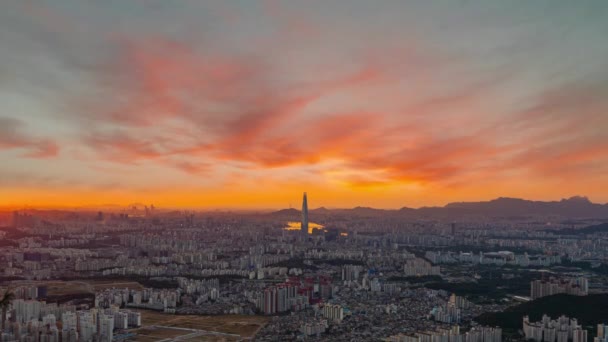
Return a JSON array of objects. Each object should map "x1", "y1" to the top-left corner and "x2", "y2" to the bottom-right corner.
[
  {"x1": 2, "y1": 1, "x2": 608, "y2": 209},
  {"x1": 1, "y1": 194, "x2": 605, "y2": 212}
]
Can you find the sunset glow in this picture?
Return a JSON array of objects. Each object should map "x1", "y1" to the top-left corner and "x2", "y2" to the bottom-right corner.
[
  {"x1": 284, "y1": 222, "x2": 325, "y2": 235},
  {"x1": 1, "y1": 1, "x2": 607, "y2": 209}
]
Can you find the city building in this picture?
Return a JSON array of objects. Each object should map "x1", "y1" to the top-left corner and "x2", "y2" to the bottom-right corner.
[
  {"x1": 404, "y1": 258, "x2": 441, "y2": 277},
  {"x1": 523, "y1": 315, "x2": 587, "y2": 342},
  {"x1": 530, "y1": 277, "x2": 588, "y2": 300},
  {"x1": 301, "y1": 192, "x2": 309, "y2": 235},
  {"x1": 323, "y1": 304, "x2": 344, "y2": 322}
]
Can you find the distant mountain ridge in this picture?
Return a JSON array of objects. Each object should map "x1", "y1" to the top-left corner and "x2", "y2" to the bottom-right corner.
[
  {"x1": 5, "y1": 196, "x2": 607, "y2": 219},
  {"x1": 272, "y1": 208, "x2": 301, "y2": 216},
  {"x1": 271, "y1": 196, "x2": 608, "y2": 219},
  {"x1": 441, "y1": 196, "x2": 608, "y2": 217}
]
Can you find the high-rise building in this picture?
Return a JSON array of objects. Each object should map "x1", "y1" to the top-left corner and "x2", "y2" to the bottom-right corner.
[
  {"x1": 342, "y1": 265, "x2": 363, "y2": 282},
  {"x1": 524, "y1": 315, "x2": 586, "y2": 342},
  {"x1": 113, "y1": 311, "x2": 128, "y2": 329},
  {"x1": 404, "y1": 258, "x2": 441, "y2": 277},
  {"x1": 595, "y1": 324, "x2": 608, "y2": 342},
  {"x1": 99, "y1": 314, "x2": 114, "y2": 342},
  {"x1": 61, "y1": 312, "x2": 77, "y2": 333},
  {"x1": 386, "y1": 326, "x2": 501, "y2": 342},
  {"x1": 301, "y1": 192, "x2": 309, "y2": 235},
  {"x1": 127, "y1": 311, "x2": 142, "y2": 327},
  {"x1": 573, "y1": 328, "x2": 588, "y2": 342},
  {"x1": 531, "y1": 277, "x2": 588, "y2": 300},
  {"x1": 263, "y1": 287, "x2": 277, "y2": 315},
  {"x1": 323, "y1": 304, "x2": 344, "y2": 322}
]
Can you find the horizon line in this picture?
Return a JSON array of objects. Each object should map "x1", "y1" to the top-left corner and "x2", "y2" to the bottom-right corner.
[{"x1": 0, "y1": 195, "x2": 602, "y2": 212}]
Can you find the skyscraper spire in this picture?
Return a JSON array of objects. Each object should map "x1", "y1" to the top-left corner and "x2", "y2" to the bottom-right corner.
[{"x1": 301, "y1": 192, "x2": 309, "y2": 235}]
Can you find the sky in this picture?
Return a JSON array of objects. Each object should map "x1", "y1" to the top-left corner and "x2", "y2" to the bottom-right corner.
[{"x1": 1, "y1": 0, "x2": 608, "y2": 209}]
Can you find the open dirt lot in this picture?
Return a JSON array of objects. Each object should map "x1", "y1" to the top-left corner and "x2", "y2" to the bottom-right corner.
[
  {"x1": 88, "y1": 280, "x2": 144, "y2": 291},
  {"x1": 181, "y1": 336, "x2": 241, "y2": 342},
  {"x1": 133, "y1": 326, "x2": 191, "y2": 340},
  {"x1": 132, "y1": 310, "x2": 269, "y2": 341}
]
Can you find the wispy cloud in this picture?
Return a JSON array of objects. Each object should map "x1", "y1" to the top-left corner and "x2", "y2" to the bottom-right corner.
[
  {"x1": 0, "y1": 117, "x2": 58, "y2": 158},
  {"x1": 1, "y1": 0, "x2": 607, "y2": 207}
]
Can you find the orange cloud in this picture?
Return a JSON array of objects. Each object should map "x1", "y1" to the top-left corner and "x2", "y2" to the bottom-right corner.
[
  {"x1": 74, "y1": 35, "x2": 608, "y2": 198},
  {"x1": 4, "y1": 26, "x2": 602, "y2": 209}
]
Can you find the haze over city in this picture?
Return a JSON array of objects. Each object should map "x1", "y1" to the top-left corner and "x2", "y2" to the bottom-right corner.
[{"x1": 1, "y1": 1, "x2": 608, "y2": 209}]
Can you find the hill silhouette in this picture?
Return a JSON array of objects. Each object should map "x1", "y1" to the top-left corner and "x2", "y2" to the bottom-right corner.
[
  {"x1": 475, "y1": 294, "x2": 608, "y2": 335},
  {"x1": 269, "y1": 196, "x2": 608, "y2": 219}
]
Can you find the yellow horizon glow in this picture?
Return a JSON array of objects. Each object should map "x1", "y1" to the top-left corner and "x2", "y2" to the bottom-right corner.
[
  {"x1": 1, "y1": 179, "x2": 606, "y2": 211},
  {"x1": 284, "y1": 221, "x2": 325, "y2": 234}
]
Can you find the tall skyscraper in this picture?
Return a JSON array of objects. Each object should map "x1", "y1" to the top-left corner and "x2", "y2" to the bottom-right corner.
[{"x1": 301, "y1": 192, "x2": 309, "y2": 235}]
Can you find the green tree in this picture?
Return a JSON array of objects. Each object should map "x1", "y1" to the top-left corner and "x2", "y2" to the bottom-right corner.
[{"x1": 0, "y1": 287, "x2": 15, "y2": 331}]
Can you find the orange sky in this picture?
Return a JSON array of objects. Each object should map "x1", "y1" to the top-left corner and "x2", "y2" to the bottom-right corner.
[
  {"x1": 2, "y1": 176, "x2": 606, "y2": 210},
  {"x1": 1, "y1": 1, "x2": 608, "y2": 209}
]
